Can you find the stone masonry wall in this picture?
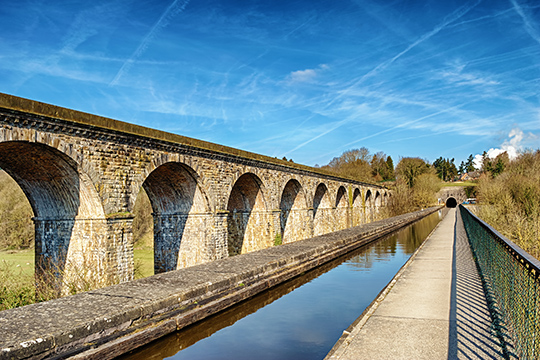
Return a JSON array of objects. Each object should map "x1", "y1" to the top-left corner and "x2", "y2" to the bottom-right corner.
[{"x1": 0, "y1": 98, "x2": 389, "y2": 290}]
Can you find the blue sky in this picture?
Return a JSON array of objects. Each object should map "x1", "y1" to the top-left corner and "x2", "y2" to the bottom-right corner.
[{"x1": 1, "y1": 0, "x2": 539, "y2": 167}]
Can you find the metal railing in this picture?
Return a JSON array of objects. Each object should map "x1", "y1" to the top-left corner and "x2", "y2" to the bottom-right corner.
[{"x1": 460, "y1": 205, "x2": 540, "y2": 359}]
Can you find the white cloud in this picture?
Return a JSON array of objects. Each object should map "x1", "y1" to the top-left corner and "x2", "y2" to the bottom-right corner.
[
  {"x1": 286, "y1": 64, "x2": 329, "y2": 84},
  {"x1": 473, "y1": 127, "x2": 535, "y2": 169}
]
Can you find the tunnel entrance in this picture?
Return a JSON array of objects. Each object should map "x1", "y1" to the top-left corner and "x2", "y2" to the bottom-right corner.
[{"x1": 446, "y1": 197, "x2": 458, "y2": 208}]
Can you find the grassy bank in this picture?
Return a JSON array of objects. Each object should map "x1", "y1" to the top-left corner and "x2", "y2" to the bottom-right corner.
[
  {"x1": 0, "y1": 249, "x2": 35, "y2": 311},
  {"x1": 0, "y1": 247, "x2": 154, "y2": 311}
]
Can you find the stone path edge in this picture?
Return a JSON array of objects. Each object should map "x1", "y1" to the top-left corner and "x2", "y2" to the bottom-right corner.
[
  {"x1": 324, "y1": 208, "x2": 448, "y2": 360},
  {"x1": 0, "y1": 207, "x2": 441, "y2": 360}
]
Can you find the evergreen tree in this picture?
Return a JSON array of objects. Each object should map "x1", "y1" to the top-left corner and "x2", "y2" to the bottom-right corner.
[
  {"x1": 385, "y1": 156, "x2": 394, "y2": 180},
  {"x1": 465, "y1": 154, "x2": 475, "y2": 172}
]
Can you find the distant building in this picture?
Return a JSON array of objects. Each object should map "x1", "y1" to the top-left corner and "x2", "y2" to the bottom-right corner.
[{"x1": 459, "y1": 171, "x2": 480, "y2": 181}]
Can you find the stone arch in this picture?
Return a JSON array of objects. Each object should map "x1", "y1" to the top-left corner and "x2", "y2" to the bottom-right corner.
[
  {"x1": 335, "y1": 186, "x2": 348, "y2": 230},
  {"x1": 374, "y1": 191, "x2": 382, "y2": 220},
  {"x1": 352, "y1": 188, "x2": 362, "y2": 226},
  {"x1": 0, "y1": 128, "x2": 102, "y2": 196},
  {"x1": 279, "y1": 179, "x2": 311, "y2": 244},
  {"x1": 227, "y1": 173, "x2": 270, "y2": 255},
  {"x1": 365, "y1": 189, "x2": 374, "y2": 223},
  {"x1": 278, "y1": 175, "x2": 309, "y2": 210},
  {"x1": 446, "y1": 197, "x2": 458, "y2": 208},
  {"x1": 313, "y1": 183, "x2": 332, "y2": 236},
  {"x1": 141, "y1": 162, "x2": 212, "y2": 273},
  {"x1": 139, "y1": 155, "x2": 214, "y2": 212},
  {"x1": 0, "y1": 140, "x2": 106, "y2": 294}
]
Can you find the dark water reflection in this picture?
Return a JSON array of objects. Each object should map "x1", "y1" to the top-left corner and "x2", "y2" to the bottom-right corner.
[{"x1": 119, "y1": 210, "x2": 443, "y2": 360}]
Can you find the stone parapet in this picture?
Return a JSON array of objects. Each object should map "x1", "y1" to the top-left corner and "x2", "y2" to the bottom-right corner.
[{"x1": 0, "y1": 207, "x2": 441, "y2": 360}]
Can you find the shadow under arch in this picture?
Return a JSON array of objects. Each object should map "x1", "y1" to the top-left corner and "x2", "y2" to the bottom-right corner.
[
  {"x1": 374, "y1": 191, "x2": 381, "y2": 219},
  {"x1": 279, "y1": 179, "x2": 309, "y2": 244},
  {"x1": 0, "y1": 141, "x2": 105, "y2": 294},
  {"x1": 365, "y1": 189, "x2": 373, "y2": 223},
  {"x1": 313, "y1": 183, "x2": 332, "y2": 236},
  {"x1": 141, "y1": 162, "x2": 211, "y2": 273},
  {"x1": 352, "y1": 188, "x2": 362, "y2": 226},
  {"x1": 227, "y1": 173, "x2": 268, "y2": 256},
  {"x1": 335, "y1": 186, "x2": 348, "y2": 230}
]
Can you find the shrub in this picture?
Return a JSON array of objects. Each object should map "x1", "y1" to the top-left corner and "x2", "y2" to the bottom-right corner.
[{"x1": 476, "y1": 150, "x2": 540, "y2": 259}]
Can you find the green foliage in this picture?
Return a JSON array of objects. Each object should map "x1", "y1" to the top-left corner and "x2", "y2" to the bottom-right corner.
[
  {"x1": 459, "y1": 154, "x2": 476, "y2": 175},
  {"x1": 464, "y1": 186, "x2": 477, "y2": 198},
  {"x1": 274, "y1": 233, "x2": 282, "y2": 246},
  {"x1": 132, "y1": 187, "x2": 154, "y2": 248},
  {"x1": 371, "y1": 152, "x2": 394, "y2": 181},
  {"x1": 433, "y1": 157, "x2": 458, "y2": 181},
  {"x1": 386, "y1": 156, "x2": 395, "y2": 180},
  {"x1": 476, "y1": 150, "x2": 540, "y2": 259},
  {"x1": 395, "y1": 157, "x2": 430, "y2": 188},
  {"x1": 0, "y1": 170, "x2": 34, "y2": 249},
  {"x1": 412, "y1": 173, "x2": 442, "y2": 208},
  {"x1": 0, "y1": 262, "x2": 35, "y2": 311},
  {"x1": 382, "y1": 171, "x2": 441, "y2": 217},
  {"x1": 480, "y1": 151, "x2": 509, "y2": 177}
]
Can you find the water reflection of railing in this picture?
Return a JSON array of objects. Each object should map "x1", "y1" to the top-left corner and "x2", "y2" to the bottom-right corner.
[{"x1": 460, "y1": 205, "x2": 540, "y2": 359}]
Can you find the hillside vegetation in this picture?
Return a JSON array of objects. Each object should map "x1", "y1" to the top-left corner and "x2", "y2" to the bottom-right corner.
[
  {"x1": 0, "y1": 170, "x2": 34, "y2": 249},
  {"x1": 475, "y1": 150, "x2": 540, "y2": 259}
]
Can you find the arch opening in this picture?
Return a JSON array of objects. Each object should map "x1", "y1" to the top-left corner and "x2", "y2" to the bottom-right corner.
[
  {"x1": 141, "y1": 162, "x2": 210, "y2": 273},
  {"x1": 365, "y1": 190, "x2": 373, "y2": 223},
  {"x1": 313, "y1": 183, "x2": 332, "y2": 236},
  {"x1": 335, "y1": 186, "x2": 348, "y2": 230},
  {"x1": 374, "y1": 191, "x2": 382, "y2": 220},
  {"x1": 279, "y1": 179, "x2": 308, "y2": 244},
  {"x1": 227, "y1": 173, "x2": 267, "y2": 256},
  {"x1": 352, "y1": 188, "x2": 362, "y2": 226},
  {"x1": 0, "y1": 141, "x2": 105, "y2": 295},
  {"x1": 446, "y1": 197, "x2": 458, "y2": 208}
]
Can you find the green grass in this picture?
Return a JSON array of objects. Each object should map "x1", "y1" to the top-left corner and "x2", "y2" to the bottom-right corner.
[
  {"x1": 0, "y1": 249, "x2": 34, "y2": 277},
  {"x1": 443, "y1": 181, "x2": 477, "y2": 187},
  {"x1": 0, "y1": 247, "x2": 154, "y2": 311},
  {"x1": 0, "y1": 247, "x2": 156, "y2": 280},
  {"x1": 0, "y1": 249, "x2": 35, "y2": 310},
  {"x1": 134, "y1": 247, "x2": 154, "y2": 279}
]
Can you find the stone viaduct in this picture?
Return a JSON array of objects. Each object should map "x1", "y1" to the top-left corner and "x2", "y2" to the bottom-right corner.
[{"x1": 0, "y1": 93, "x2": 389, "y2": 290}]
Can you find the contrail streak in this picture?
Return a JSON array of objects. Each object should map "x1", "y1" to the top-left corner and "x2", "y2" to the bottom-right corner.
[
  {"x1": 282, "y1": 0, "x2": 482, "y2": 156},
  {"x1": 358, "y1": 0, "x2": 482, "y2": 83},
  {"x1": 110, "y1": 0, "x2": 191, "y2": 86},
  {"x1": 511, "y1": 0, "x2": 540, "y2": 45}
]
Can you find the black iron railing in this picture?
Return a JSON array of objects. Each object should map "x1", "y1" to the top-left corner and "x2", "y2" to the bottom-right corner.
[{"x1": 460, "y1": 205, "x2": 540, "y2": 359}]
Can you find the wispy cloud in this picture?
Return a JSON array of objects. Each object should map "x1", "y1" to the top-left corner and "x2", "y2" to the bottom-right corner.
[
  {"x1": 109, "y1": 0, "x2": 191, "y2": 86},
  {"x1": 281, "y1": 1, "x2": 483, "y2": 157},
  {"x1": 439, "y1": 61, "x2": 500, "y2": 87},
  {"x1": 511, "y1": 0, "x2": 540, "y2": 45},
  {"x1": 357, "y1": 0, "x2": 482, "y2": 83}
]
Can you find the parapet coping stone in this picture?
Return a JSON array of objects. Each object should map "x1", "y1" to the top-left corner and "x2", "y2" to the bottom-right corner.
[
  {"x1": 0, "y1": 207, "x2": 441, "y2": 360},
  {"x1": 0, "y1": 92, "x2": 384, "y2": 189}
]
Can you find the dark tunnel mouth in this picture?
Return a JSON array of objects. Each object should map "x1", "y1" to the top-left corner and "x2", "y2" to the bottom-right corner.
[{"x1": 446, "y1": 197, "x2": 458, "y2": 208}]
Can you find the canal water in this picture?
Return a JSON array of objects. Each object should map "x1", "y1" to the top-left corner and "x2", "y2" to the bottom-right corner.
[{"x1": 119, "y1": 210, "x2": 444, "y2": 360}]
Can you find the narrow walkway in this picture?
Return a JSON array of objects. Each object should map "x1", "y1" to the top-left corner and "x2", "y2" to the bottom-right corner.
[{"x1": 326, "y1": 208, "x2": 504, "y2": 359}]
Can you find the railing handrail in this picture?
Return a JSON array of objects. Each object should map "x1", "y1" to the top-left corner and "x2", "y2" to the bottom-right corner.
[
  {"x1": 460, "y1": 205, "x2": 540, "y2": 277},
  {"x1": 460, "y1": 204, "x2": 540, "y2": 359}
]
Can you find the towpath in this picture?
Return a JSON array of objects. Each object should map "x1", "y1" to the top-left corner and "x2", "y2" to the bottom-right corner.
[{"x1": 325, "y1": 208, "x2": 505, "y2": 359}]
